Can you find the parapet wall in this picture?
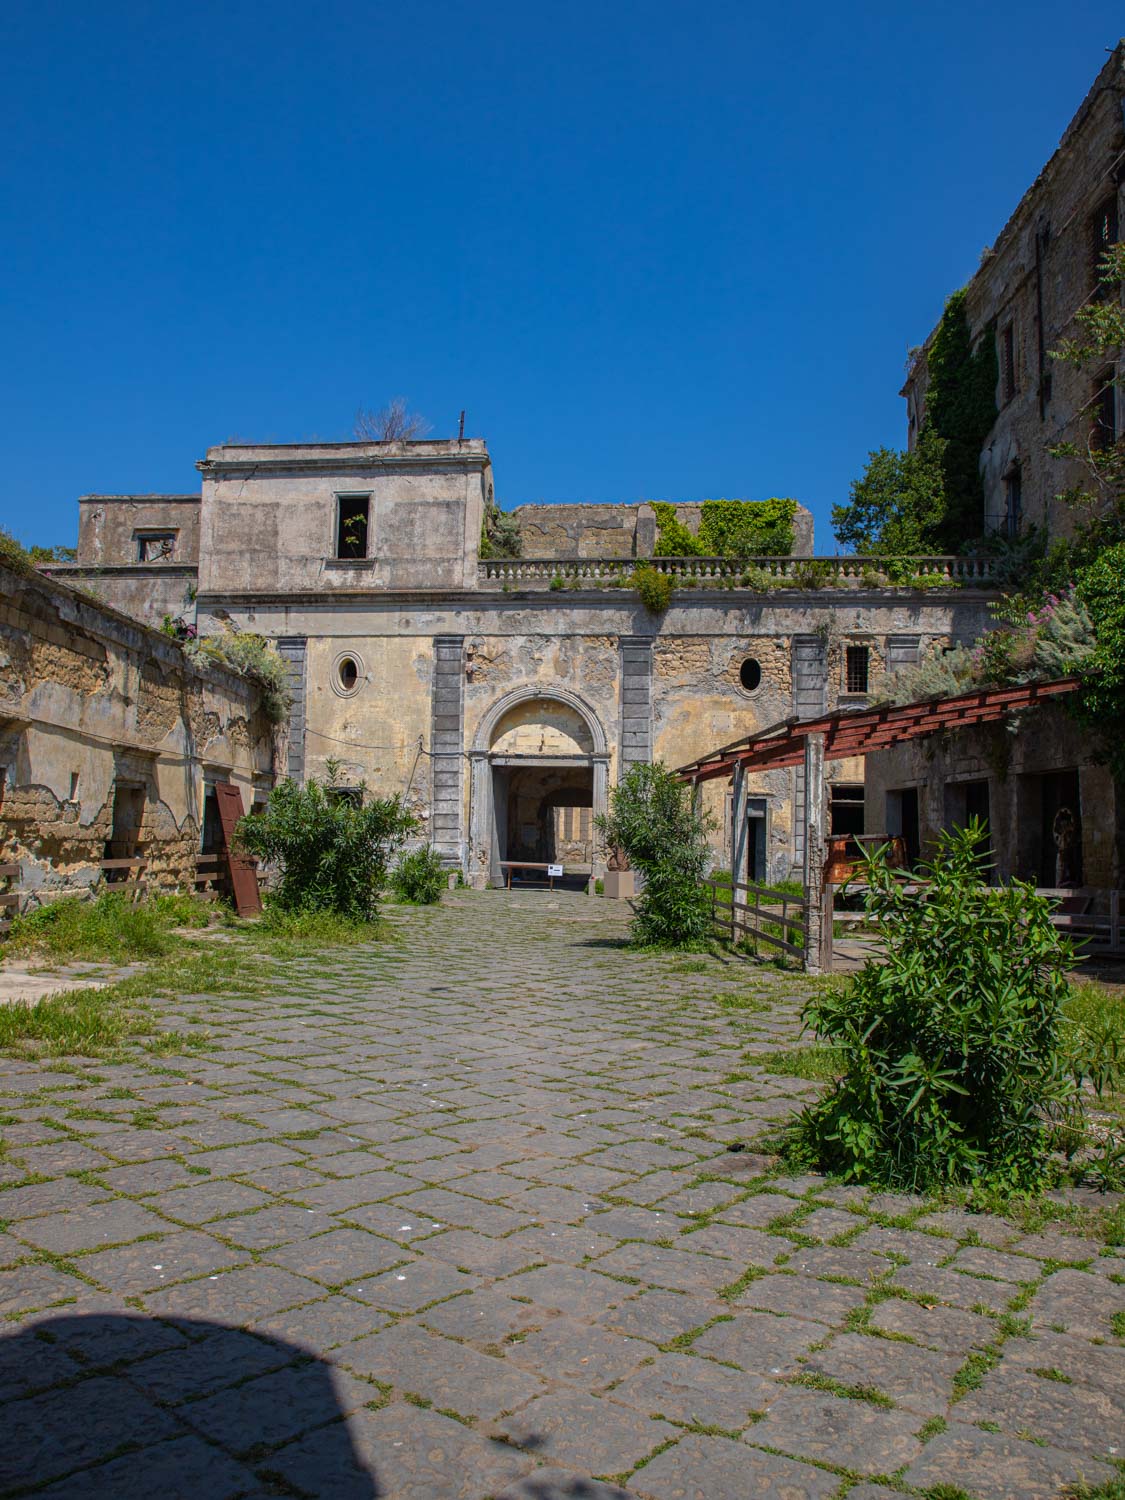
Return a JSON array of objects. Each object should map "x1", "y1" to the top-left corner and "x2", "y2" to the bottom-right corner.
[{"x1": 511, "y1": 501, "x2": 815, "y2": 559}]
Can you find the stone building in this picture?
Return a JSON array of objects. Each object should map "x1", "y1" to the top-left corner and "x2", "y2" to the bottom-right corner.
[
  {"x1": 902, "y1": 41, "x2": 1124, "y2": 540},
  {"x1": 865, "y1": 45, "x2": 1125, "y2": 895},
  {"x1": 46, "y1": 438, "x2": 995, "y2": 887},
  {"x1": 0, "y1": 560, "x2": 276, "y2": 903}
]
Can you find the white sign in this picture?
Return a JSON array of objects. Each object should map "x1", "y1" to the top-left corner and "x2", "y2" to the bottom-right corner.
[{"x1": 547, "y1": 864, "x2": 564, "y2": 878}]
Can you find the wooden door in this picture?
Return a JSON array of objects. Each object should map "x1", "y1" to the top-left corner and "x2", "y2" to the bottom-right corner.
[{"x1": 214, "y1": 782, "x2": 262, "y2": 916}]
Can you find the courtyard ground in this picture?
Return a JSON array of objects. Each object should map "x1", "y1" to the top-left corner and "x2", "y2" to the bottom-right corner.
[{"x1": 0, "y1": 890, "x2": 1122, "y2": 1500}]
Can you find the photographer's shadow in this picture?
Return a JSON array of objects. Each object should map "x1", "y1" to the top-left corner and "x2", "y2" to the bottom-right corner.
[{"x1": 0, "y1": 1311, "x2": 379, "y2": 1497}]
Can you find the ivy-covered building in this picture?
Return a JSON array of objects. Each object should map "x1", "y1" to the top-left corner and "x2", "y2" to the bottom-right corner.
[
  {"x1": 901, "y1": 41, "x2": 1124, "y2": 543},
  {"x1": 44, "y1": 439, "x2": 994, "y2": 887}
]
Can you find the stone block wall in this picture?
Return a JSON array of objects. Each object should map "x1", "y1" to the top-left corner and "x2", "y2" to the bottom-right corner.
[{"x1": 0, "y1": 563, "x2": 276, "y2": 906}]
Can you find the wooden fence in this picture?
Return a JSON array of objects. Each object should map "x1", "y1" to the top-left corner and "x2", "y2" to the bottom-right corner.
[{"x1": 704, "y1": 878, "x2": 808, "y2": 961}]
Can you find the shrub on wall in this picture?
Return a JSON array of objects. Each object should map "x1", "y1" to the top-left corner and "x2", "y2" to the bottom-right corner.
[
  {"x1": 652, "y1": 499, "x2": 798, "y2": 558},
  {"x1": 596, "y1": 762, "x2": 713, "y2": 949},
  {"x1": 187, "y1": 629, "x2": 293, "y2": 724},
  {"x1": 235, "y1": 774, "x2": 414, "y2": 920},
  {"x1": 632, "y1": 564, "x2": 673, "y2": 614},
  {"x1": 791, "y1": 825, "x2": 1085, "y2": 1193}
]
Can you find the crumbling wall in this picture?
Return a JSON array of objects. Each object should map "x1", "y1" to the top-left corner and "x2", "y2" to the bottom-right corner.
[{"x1": 0, "y1": 563, "x2": 275, "y2": 905}]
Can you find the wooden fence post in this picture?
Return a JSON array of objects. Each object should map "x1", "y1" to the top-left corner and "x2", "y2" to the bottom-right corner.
[{"x1": 802, "y1": 731, "x2": 827, "y2": 975}]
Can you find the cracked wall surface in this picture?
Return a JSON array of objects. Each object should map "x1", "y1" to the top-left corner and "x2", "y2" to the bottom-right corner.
[{"x1": 0, "y1": 564, "x2": 276, "y2": 905}]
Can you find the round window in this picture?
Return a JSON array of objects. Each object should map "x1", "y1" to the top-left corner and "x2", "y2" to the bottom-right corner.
[
  {"x1": 739, "y1": 658, "x2": 762, "y2": 692},
  {"x1": 338, "y1": 657, "x2": 359, "y2": 692}
]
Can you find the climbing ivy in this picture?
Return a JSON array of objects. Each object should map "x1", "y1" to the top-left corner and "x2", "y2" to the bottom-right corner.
[
  {"x1": 833, "y1": 287, "x2": 997, "y2": 553},
  {"x1": 652, "y1": 498, "x2": 797, "y2": 557},
  {"x1": 924, "y1": 288, "x2": 998, "y2": 546}
]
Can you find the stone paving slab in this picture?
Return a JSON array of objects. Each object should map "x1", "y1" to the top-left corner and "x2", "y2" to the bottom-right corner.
[{"x1": 0, "y1": 889, "x2": 1121, "y2": 1498}]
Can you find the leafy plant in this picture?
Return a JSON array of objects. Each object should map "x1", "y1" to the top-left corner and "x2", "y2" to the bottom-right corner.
[
  {"x1": 632, "y1": 564, "x2": 673, "y2": 613},
  {"x1": 4, "y1": 890, "x2": 209, "y2": 962},
  {"x1": 391, "y1": 846, "x2": 447, "y2": 905},
  {"x1": 596, "y1": 762, "x2": 713, "y2": 948},
  {"x1": 833, "y1": 289, "x2": 996, "y2": 553},
  {"x1": 479, "y1": 494, "x2": 522, "y2": 559},
  {"x1": 235, "y1": 772, "x2": 414, "y2": 920},
  {"x1": 791, "y1": 824, "x2": 1084, "y2": 1193},
  {"x1": 652, "y1": 499, "x2": 797, "y2": 558},
  {"x1": 186, "y1": 628, "x2": 292, "y2": 723}
]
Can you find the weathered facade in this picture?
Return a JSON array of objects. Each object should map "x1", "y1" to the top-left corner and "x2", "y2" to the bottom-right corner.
[
  {"x1": 46, "y1": 439, "x2": 995, "y2": 887},
  {"x1": 902, "y1": 42, "x2": 1125, "y2": 540},
  {"x1": 865, "y1": 703, "x2": 1120, "y2": 890},
  {"x1": 0, "y1": 562, "x2": 276, "y2": 903},
  {"x1": 870, "y1": 46, "x2": 1125, "y2": 892}
]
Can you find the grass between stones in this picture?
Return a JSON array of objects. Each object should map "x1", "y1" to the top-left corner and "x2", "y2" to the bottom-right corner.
[{"x1": 0, "y1": 894, "x2": 394, "y2": 1058}]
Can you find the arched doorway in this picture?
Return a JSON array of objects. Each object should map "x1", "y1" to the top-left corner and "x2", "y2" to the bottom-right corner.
[{"x1": 468, "y1": 689, "x2": 610, "y2": 887}]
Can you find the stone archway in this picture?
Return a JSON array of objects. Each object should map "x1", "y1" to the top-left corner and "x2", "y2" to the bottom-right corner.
[{"x1": 468, "y1": 687, "x2": 610, "y2": 887}]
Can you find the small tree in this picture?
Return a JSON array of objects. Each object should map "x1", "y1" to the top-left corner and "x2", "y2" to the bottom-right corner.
[
  {"x1": 596, "y1": 763, "x2": 713, "y2": 948},
  {"x1": 354, "y1": 398, "x2": 431, "y2": 441},
  {"x1": 793, "y1": 825, "x2": 1082, "y2": 1193},
  {"x1": 235, "y1": 774, "x2": 414, "y2": 920}
]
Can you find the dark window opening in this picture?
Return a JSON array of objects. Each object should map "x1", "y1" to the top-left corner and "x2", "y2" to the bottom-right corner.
[
  {"x1": 338, "y1": 657, "x2": 359, "y2": 692},
  {"x1": 830, "y1": 783, "x2": 865, "y2": 837},
  {"x1": 1090, "y1": 195, "x2": 1119, "y2": 301},
  {"x1": 845, "y1": 645, "x2": 870, "y2": 694},
  {"x1": 327, "y1": 785, "x2": 362, "y2": 808},
  {"x1": 336, "y1": 496, "x2": 370, "y2": 559},
  {"x1": 1093, "y1": 372, "x2": 1117, "y2": 451},
  {"x1": 136, "y1": 531, "x2": 176, "y2": 562},
  {"x1": 1004, "y1": 466, "x2": 1022, "y2": 539},
  {"x1": 1001, "y1": 324, "x2": 1017, "y2": 402},
  {"x1": 739, "y1": 658, "x2": 762, "y2": 692},
  {"x1": 746, "y1": 795, "x2": 768, "y2": 883}
]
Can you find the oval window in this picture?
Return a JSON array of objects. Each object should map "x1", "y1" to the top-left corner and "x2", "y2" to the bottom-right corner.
[
  {"x1": 338, "y1": 657, "x2": 359, "y2": 692},
  {"x1": 739, "y1": 658, "x2": 762, "y2": 692}
]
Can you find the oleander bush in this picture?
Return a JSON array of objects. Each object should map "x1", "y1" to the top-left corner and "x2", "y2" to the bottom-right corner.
[
  {"x1": 235, "y1": 774, "x2": 414, "y2": 920},
  {"x1": 596, "y1": 762, "x2": 713, "y2": 948},
  {"x1": 391, "y1": 846, "x2": 447, "y2": 905},
  {"x1": 791, "y1": 823, "x2": 1095, "y2": 1193}
]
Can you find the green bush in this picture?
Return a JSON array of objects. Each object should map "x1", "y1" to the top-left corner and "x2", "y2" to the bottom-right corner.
[
  {"x1": 392, "y1": 846, "x2": 447, "y2": 905},
  {"x1": 652, "y1": 499, "x2": 797, "y2": 558},
  {"x1": 235, "y1": 774, "x2": 414, "y2": 920},
  {"x1": 186, "y1": 629, "x2": 293, "y2": 723},
  {"x1": 596, "y1": 762, "x2": 713, "y2": 949},
  {"x1": 632, "y1": 564, "x2": 673, "y2": 614},
  {"x1": 792, "y1": 824, "x2": 1083, "y2": 1193}
]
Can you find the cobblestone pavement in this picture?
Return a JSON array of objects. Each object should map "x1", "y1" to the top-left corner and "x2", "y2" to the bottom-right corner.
[{"x1": 1, "y1": 891, "x2": 1122, "y2": 1499}]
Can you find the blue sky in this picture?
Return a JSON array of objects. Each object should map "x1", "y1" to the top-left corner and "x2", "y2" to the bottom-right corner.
[{"x1": 2, "y1": 2, "x2": 1121, "y2": 552}]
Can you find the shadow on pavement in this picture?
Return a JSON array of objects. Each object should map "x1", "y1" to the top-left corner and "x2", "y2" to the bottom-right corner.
[{"x1": 0, "y1": 1311, "x2": 379, "y2": 1497}]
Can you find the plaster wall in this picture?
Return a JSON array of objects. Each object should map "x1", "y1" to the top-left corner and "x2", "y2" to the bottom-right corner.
[
  {"x1": 864, "y1": 703, "x2": 1121, "y2": 888},
  {"x1": 197, "y1": 442, "x2": 489, "y2": 597},
  {"x1": 77, "y1": 496, "x2": 202, "y2": 566},
  {"x1": 0, "y1": 564, "x2": 274, "y2": 902}
]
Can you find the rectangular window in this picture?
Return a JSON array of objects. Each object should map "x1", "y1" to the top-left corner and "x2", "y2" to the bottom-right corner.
[
  {"x1": 1091, "y1": 195, "x2": 1119, "y2": 300},
  {"x1": 135, "y1": 531, "x2": 176, "y2": 562},
  {"x1": 845, "y1": 645, "x2": 870, "y2": 695},
  {"x1": 830, "y1": 783, "x2": 864, "y2": 837},
  {"x1": 1093, "y1": 372, "x2": 1117, "y2": 451},
  {"x1": 335, "y1": 496, "x2": 370, "y2": 559},
  {"x1": 1004, "y1": 466, "x2": 1022, "y2": 539},
  {"x1": 1001, "y1": 324, "x2": 1017, "y2": 402}
]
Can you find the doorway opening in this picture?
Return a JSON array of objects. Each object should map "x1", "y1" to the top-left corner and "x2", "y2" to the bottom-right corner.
[
  {"x1": 1038, "y1": 769, "x2": 1082, "y2": 887},
  {"x1": 104, "y1": 782, "x2": 145, "y2": 879},
  {"x1": 491, "y1": 763, "x2": 594, "y2": 888}
]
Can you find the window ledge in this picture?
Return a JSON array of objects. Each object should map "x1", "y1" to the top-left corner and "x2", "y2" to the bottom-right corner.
[{"x1": 324, "y1": 558, "x2": 374, "y2": 568}]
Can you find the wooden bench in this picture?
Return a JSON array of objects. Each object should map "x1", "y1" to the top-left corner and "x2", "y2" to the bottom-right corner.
[{"x1": 499, "y1": 861, "x2": 588, "y2": 891}]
